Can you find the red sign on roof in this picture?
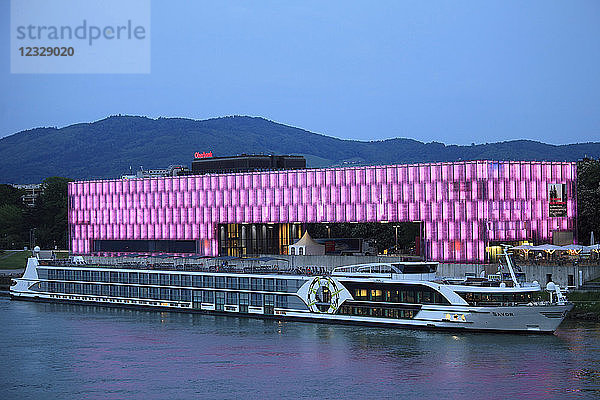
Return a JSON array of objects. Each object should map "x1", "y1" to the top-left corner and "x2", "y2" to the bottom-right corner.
[{"x1": 194, "y1": 151, "x2": 213, "y2": 159}]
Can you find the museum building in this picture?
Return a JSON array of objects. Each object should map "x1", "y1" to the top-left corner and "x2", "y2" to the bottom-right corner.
[{"x1": 68, "y1": 160, "x2": 577, "y2": 263}]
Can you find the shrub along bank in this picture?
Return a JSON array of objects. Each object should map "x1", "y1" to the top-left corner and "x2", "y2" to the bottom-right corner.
[{"x1": 567, "y1": 291, "x2": 600, "y2": 321}]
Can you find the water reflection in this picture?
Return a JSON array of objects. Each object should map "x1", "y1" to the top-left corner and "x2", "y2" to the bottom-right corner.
[{"x1": 1, "y1": 299, "x2": 599, "y2": 399}]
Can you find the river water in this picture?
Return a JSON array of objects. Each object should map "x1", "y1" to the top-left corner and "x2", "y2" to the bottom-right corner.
[{"x1": 1, "y1": 297, "x2": 599, "y2": 399}]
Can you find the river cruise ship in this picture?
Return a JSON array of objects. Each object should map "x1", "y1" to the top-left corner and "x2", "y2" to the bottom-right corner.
[{"x1": 10, "y1": 248, "x2": 572, "y2": 333}]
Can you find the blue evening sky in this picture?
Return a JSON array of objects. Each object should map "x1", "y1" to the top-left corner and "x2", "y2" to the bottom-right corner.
[{"x1": 1, "y1": 1, "x2": 599, "y2": 144}]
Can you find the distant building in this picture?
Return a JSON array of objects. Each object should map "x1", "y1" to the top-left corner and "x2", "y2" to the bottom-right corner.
[
  {"x1": 191, "y1": 154, "x2": 306, "y2": 175},
  {"x1": 12, "y1": 183, "x2": 42, "y2": 207},
  {"x1": 122, "y1": 165, "x2": 190, "y2": 180}
]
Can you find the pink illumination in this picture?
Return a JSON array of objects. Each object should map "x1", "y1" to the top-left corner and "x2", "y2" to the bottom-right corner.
[{"x1": 68, "y1": 160, "x2": 577, "y2": 263}]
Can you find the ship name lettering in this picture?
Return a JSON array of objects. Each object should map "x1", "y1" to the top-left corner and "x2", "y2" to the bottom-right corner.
[{"x1": 492, "y1": 312, "x2": 514, "y2": 317}]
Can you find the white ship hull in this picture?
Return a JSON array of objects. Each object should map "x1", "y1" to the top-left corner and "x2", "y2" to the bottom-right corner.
[{"x1": 10, "y1": 257, "x2": 573, "y2": 334}]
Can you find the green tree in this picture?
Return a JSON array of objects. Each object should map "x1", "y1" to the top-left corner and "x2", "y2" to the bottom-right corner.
[
  {"x1": 31, "y1": 177, "x2": 72, "y2": 249},
  {"x1": 0, "y1": 184, "x2": 24, "y2": 207},
  {"x1": 577, "y1": 158, "x2": 600, "y2": 244},
  {"x1": 0, "y1": 184, "x2": 26, "y2": 248},
  {"x1": 0, "y1": 204, "x2": 25, "y2": 248}
]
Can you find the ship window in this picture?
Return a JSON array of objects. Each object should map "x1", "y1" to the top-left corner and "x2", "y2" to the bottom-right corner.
[
  {"x1": 159, "y1": 274, "x2": 170, "y2": 286},
  {"x1": 37, "y1": 269, "x2": 48, "y2": 280},
  {"x1": 226, "y1": 277, "x2": 238, "y2": 290},
  {"x1": 82, "y1": 270, "x2": 91, "y2": 281},
  {"x1": 370, "y1": 290, "x2": 383, "y2": 302},
  {"x1": 215, "y1": 292, "x2": 225, "y2": 311},
  {"x1": 338, "y1": 305, "x2": 417, "y2": 320},
  {"x1": 457, "y1": 292, "x2": 542, "y2": 306},
  {"x1": 138, "y1": 273, "x2": 148, "y2": 285},
  {"x1": 193, "y1": 291, "x2": 203, "y2": 304},
  {"x1": 181, "y1": 289, "x2": 191, "y2": 302},
  {"x1": 171, "y1": 275, "x2": 180, "y2": 287},
  {"x1": 202, "y1": 290, "x2": 214, "y2": 303},
  {"x1": 149, "y1": 274, "x2": 159, "y2": 285},
  {"x1": 180, "y1": 275, "x2": 191, "y2": 287},
  {"x1": 192, "y1": 275, "x2": 202, "y2": 287},
  {"x1": 29, "y1": 282, "x2": 44, "y2": 292},
  {"x1": 239, "y1": 277, "x2": 249, "y2": 290},
  {"x1": 276, "y1": 279, "x2": 287, "y2": 292},
  {"x1": 149, "y1": 287, "x2": 160, "y2": 299},
  {"x1": 160, "y1": 288, "x2": 170, "y2": 300},
  {"x1": 202, "y1": 276, "x2": 214, "y2": 288},
  {"x1": 251, "y1": 293, "x2": 262, "y2": 307},
  {"x1": 130, "y1": 286, "x2": 139, "y2": 298},
  {"x1": 276, "y1": 295, "x2": 288, "y2": 308},
  {"x1": 422, "y1": 291, "x2": 431, "y2": 303},
  {"x1": 264, "y1": 294, "x2": 275, "y2": 314},
  {"x1": 264, "y1": 279, "x2": 275, "y2": 291},
  {"x1": 251, "y1": 278, "x2": 263, "y2": 291},
  {"x1": 226, "y1": 292, "x2": 238, "y2": 305},
  {"x1": 215, "y1": 276, "x2": 225, "y2": 289},
  {"x1": 239, "y1": 293, "x2": 249, "y2": 312}
]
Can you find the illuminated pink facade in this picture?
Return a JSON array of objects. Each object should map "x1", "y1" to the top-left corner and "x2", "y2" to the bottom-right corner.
[{"x1": 68, "y1": 160, "x2": 577, "y2": 262}]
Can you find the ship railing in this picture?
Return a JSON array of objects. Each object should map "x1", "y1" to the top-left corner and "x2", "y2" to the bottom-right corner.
[{"x1": 38, "y1": 260, "x2": 330, "y2": 276}]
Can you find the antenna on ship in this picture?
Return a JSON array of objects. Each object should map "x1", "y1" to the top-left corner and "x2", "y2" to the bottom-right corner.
[{"x1": 500, "y1": 244, "x2": 520, "y2": 288}]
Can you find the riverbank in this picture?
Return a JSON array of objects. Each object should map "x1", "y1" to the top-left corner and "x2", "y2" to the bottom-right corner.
[
  {"x1": 567, "y1": 291, "x2": 600, "y2": 321},
  {"x1": 0, "y1": 250, "x2": 31, "y2": 269}
]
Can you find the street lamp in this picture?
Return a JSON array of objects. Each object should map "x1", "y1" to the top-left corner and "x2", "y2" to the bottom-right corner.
[{"x1": 393, "y1": 225, "x2": 401, "y2": 253}]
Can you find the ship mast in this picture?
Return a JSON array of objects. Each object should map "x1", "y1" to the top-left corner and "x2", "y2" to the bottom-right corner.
[{"x1": 501, "y1": 245, "x2": 520, "y2": 288}]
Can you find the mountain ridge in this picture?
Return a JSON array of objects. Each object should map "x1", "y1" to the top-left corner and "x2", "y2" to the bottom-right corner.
[{"x1": 1, "y1": 115, "x2": 599, "y2": 183}]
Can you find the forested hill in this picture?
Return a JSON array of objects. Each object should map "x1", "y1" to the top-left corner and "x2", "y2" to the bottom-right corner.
[{"x1": 1, "y1": 115, "x2": 599, "y2": 183}]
